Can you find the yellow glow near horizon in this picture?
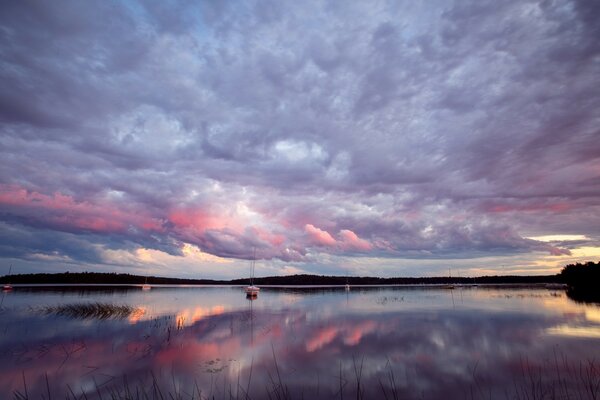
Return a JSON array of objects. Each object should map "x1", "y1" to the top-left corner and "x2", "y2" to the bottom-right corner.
[
  {"x1": 136, "y1": 248, "x2": 155, "y2": 262},
  {"x1": 180, "y1": 243, "x2": 231, "y2": 263},
  {"x1": 132, "y1": 243, "x2": 232, "y2": 265},
  {"x1": 527, "y1": 234, "x2": 588, "y2": 242},
  {"x1": 570, "y1": 246, "x2": 600, "y2": 258},
  {"x1": 518, "y1": 245, "x2": 600, "y2": 275}
]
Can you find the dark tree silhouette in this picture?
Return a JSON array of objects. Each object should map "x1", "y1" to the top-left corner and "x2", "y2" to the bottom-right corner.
[{"x1": 560, "y1": 261, "x2": 600, "y2": 304}]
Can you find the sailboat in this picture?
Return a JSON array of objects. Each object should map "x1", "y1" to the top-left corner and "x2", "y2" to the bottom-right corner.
[
  {"x1": 444, "y1": 268, "x2": 455, "y2": 289},
  {"x1": 245, "y1": 248, "x2": 260, "y2": 298},
  {"x1": 141, "y1": 276, "x2": 151, "y2": 290},
  {"x1": 3, "y1": 265, "x2": 13, "y2": 291}
]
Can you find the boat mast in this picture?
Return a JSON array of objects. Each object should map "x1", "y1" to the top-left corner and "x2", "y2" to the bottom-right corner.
[{"x1": 250, "y1": 247, "x2": 256, "y2": 286}]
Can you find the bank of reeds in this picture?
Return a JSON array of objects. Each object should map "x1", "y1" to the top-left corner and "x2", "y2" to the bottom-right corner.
[{"x1": 40, "y1": 302, "x2": 142, "y2": 319}]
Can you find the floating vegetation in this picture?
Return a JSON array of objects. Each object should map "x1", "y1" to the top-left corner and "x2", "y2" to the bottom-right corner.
[
  {"x1": 204, "y1": 358, "x2": 227, "y2": 373},
  {"x1": 375, "y1": 295, "x2": 404, "y2": 305},
  {"x1": 41, "y1": 302, "x2": 143, "y2": 320}
]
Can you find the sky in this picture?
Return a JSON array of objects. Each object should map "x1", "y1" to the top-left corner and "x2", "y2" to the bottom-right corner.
[{"x1": 1, "y1": 0, "x2": 599, "y2": 279}]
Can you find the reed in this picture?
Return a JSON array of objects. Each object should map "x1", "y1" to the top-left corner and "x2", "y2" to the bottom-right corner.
[
  {"x1": 10, "y1": 347, "x2": 600, "y2": 400},
  {"x1": 40, "y1": 302, "x2": 142, "y2": 319}
]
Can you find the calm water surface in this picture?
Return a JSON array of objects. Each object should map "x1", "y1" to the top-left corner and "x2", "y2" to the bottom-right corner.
[{"x1": 1, "y1": 285, "x2": 599, "y2": 399}]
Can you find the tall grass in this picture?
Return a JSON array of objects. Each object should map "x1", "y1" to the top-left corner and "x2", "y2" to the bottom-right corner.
[
  {"x1": 10, "y1": 306, "x2": 600, "y2": 399},
  {"x1": 11, "y1": 354, "x2": 599, "y2": 400},
  {"x1": 41, "y1": 302, "x2": 142, "y2": 319}
]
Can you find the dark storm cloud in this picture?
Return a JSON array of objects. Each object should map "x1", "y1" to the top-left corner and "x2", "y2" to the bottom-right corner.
[{"x1": 0, "y1": 0, "x2": 598, "y2": 271}]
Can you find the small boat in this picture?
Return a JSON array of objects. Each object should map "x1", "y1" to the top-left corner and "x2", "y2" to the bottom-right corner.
[
  {"x1": 245, "y1": 248, "x2": 259, "y2": 298},
  {"x1": 3, "y1": 265, "x2": 13, "y2": 291},
  {"x1": 345, "y1": 283, "x2": 350, "y2": 291},
  {"x1": 141, "y1": 277, "x2": 151, "y2": 290},
  {"x1": 444, "y1": 268, "x2": 455, "y2": 289},
  {"x1": 245, "y1": 285, "x2": 260, "y2": 297}
]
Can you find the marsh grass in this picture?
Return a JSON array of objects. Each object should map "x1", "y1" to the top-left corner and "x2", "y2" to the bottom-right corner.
[
  {"x1": 40, "y1": 302, "x2": 143, "y2": 320},
  {"x1": 9, "y1": 309, "x2": 600, "y2": 400},
  {"x1": 11, "y1": 354, "x2": 600, "y2": 400}
]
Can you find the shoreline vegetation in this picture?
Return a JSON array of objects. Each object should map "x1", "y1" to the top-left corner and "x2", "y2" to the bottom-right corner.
[
  {"x1": 0, "y1": 261, "x2": 597, "y2": 288},
  {"x1": 0, "y1": 261, "x2": 600, "y2": 291}
]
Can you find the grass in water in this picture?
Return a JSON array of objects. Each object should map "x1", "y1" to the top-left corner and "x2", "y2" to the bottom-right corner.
[
  {"x1": 41, "y1": 302, "x2": 143, "y2": 319},
  {"x1": 11, "y1": 352, "x2": 600, "y2": 400}
]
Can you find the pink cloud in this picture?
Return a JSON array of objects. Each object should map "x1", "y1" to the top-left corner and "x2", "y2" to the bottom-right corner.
[
  {"x1": 0, "y1": 184, "x2": 164, "y2": 234},
  {"x1": 304, "y1": 224, "x2": 337, "y2": 247},
  {"x1": 545, "y1": 245, "x2": 571, "y2": 256},
  {"x1": 248, "y1": 226, "x2": 286, "y2": 247},
  {"x1": 303, "y1": 225, "x2": 373, "y2": 252},
  {"x1": 168, "y1": 209, "x2": 224, "y2": 231},
  {"x1": 339, "y1": 229, "x2": 372, "y2": 251}
]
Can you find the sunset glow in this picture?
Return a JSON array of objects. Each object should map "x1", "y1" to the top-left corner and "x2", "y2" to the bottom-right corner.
[{"x1": 0, "y1": 1, "x2": 598, "y2": 278}]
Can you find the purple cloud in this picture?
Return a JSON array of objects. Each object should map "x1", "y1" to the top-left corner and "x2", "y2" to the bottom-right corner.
[{"x1": 1, "y1": 0, "x2": 598, "y2": 276}]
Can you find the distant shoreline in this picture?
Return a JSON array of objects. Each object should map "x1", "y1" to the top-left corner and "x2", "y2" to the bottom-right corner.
[
  {"x1": 3, "y1": 264, "x2": 597, "y2": 303},
  {"x1": 3, "y1": 282, "x2": 567, "y2": 290},
  {"x1": 0, "y1": 271, "x2": 566, "y2": 286}
]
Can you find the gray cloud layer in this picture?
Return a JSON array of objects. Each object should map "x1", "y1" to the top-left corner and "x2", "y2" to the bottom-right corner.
[{"x1": 1, "y1": 0, "x2": 599, "y2": 271}]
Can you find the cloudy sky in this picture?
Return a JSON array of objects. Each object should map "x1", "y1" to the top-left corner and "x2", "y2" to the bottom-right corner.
[{"x1": 1, "y1": 0, "x2": 599, "y2": 279}]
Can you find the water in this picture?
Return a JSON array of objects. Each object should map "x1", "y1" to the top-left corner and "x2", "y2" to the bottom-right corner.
[{"x1": 0, "y1": 285, "x2": 599, "y2": 399}]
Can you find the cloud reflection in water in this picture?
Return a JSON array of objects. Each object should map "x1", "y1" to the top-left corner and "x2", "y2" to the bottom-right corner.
[{"x1": 0, "y1": 286, "x2": 599, "y2": 399}]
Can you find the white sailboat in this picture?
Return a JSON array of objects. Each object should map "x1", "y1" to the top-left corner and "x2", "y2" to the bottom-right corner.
[
  {"x1": 3, "y1": 265, "x2": 13, "y2": 291},
  {"x1": 245, "y1": 248, "x2": 260, "y2": 298},
  {"x1": 444, "y1": 268, "x2": 455, "y2": 289},
  {"x1": 142, "y1": 276, "x2": 151, "y2": 290}
]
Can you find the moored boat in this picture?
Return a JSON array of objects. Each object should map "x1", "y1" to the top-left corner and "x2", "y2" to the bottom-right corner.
[
  {"x1": 245, "y1": 285, "x2": 260, "y2": 297},
  {"x1": 245, "y1": 248, "x2": 259, "y2": 298},
  {"x1": 3, "y1": 265, "x2": 13, "y2": 291},
  {"x1": 141, "y1": 276, "x2": 151, "y2": 290}
]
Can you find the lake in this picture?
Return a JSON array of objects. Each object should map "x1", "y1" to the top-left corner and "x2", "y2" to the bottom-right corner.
[{"x1": 0, "y1": 285, "x2": 599, "y2": 399}]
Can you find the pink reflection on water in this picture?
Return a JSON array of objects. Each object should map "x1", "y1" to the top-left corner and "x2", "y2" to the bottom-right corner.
[{"x1": 1, "y1": 287, "x2": 599, "y2": 399}]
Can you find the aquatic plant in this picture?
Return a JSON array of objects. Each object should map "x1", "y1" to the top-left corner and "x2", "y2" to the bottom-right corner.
[
  {"x1": 9, "y1": 351, "x2": 600, "y2": 400},
  {"x1": 40, "y1": 302, "x2": 143, "y2": 320}
]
